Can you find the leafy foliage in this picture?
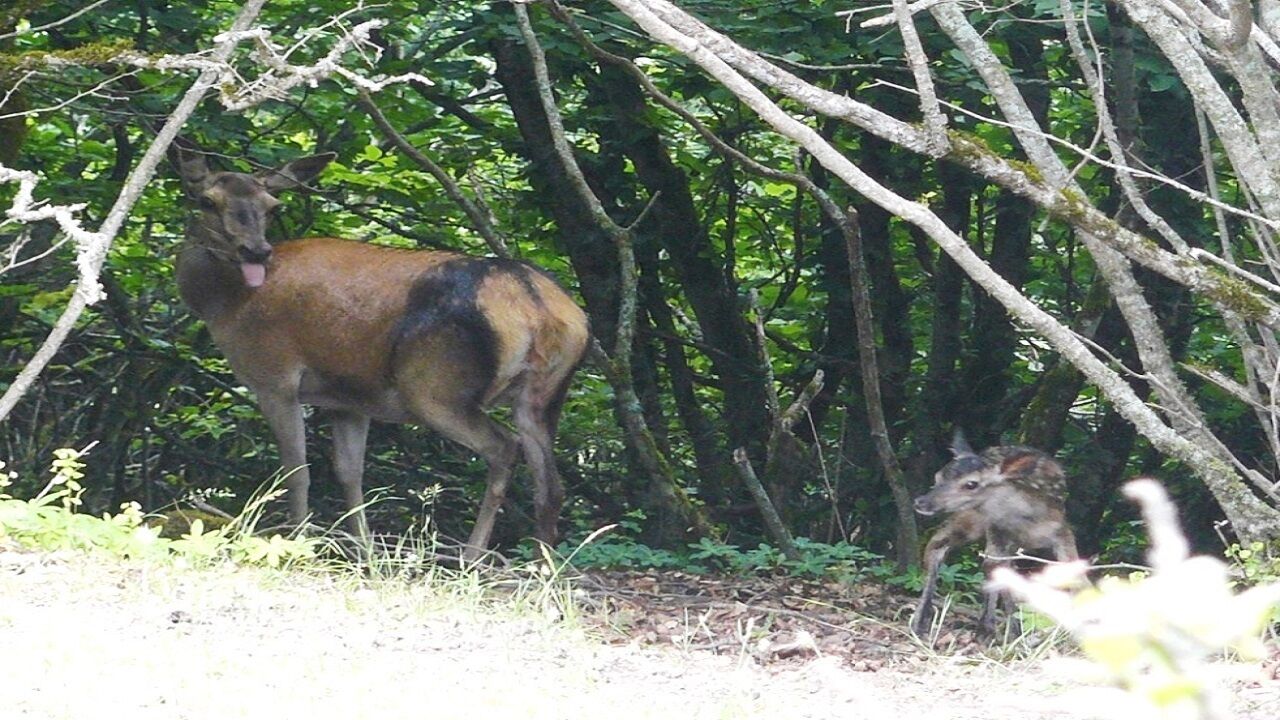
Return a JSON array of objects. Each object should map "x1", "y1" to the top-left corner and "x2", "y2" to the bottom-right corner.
[
  {"x1": 1227, "y1": 541, "x2": 1280, "y2": 595},
  {"x1": 0, "y1": 0, "x2": 1271, "y2": 582},
  {"x1": 0, "y1": 449, "x2": 317, "y2": 568},
  {"x1": 530, "y1": 525, "x2": 984, "y2": 602}
]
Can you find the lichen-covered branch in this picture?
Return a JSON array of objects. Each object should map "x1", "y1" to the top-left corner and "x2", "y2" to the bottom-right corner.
[{"x1": 618, "y1": 0, "x2": 1280, "y2": 332}]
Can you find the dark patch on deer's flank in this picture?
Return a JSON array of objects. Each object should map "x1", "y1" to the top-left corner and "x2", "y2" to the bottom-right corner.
[
  {"x1": 395, "y1": 260, "x2": 500, "y2": 401},
  {"x1": 393, "y1": 258, "x2": 549, "y2": 402},
  {"x1": 489, "y1": 257, "x2": 552, "y2": 306}
]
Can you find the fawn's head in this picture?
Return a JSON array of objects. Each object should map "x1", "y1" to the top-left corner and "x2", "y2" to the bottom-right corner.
[
  {"x1": 176, "y1": 148, "x2": 334, "y2": 287},
  {"x1": 914, "y1": 431, "x2": 1005, "y2": 516}
]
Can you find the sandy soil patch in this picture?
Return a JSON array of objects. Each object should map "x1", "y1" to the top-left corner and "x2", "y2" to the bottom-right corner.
[{"x1": 0, "y1": 548, "x2": 1274, "y2": 719}]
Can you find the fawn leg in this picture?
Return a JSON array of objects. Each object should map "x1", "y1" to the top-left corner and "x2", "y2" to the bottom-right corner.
[
  {"x1": 978, "y1": 535, "x2": 1015, "y2": 637},
  {"x1": 911, "y1": 532, "x2": 952, "y2": 636}
]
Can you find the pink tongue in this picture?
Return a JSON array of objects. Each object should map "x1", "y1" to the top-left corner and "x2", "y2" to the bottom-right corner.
[{"x1": 240, "y1": 263, "x2": 266, "y2": 288}]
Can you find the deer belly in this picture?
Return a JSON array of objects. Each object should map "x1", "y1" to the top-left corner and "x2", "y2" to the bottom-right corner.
[{"x1": 297, "y1": 370, "x2": 414, "y2": 422}]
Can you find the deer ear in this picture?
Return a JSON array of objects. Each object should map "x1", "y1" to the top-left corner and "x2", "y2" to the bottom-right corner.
[
  {"x1": 174, "y1": 147, "x2": 211, "y2": 191},
  {"x1": 950, "y1": 429, "x2": 976, "y2": 458},
  {"x1": 257, "y1": 153, "x2": 336, "y2": 193},
  {"x1": 997, "y1": 453, "x2": 1038, "y2": 479}
]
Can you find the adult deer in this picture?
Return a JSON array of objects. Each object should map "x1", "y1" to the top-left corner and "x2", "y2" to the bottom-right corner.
[
  {"x1": 909, "y1": 432, "x2": 1080, "y2": 637},
  {"x1": 174, "y1": 148, "x2": 589, "y2": 559}
]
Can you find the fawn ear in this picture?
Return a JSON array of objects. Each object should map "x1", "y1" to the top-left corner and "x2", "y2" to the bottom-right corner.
[
  {"x1": 997, "y1": 453, "x2": 1038, "y2": 479},
  {"x1": 950, "y1": 429, "x2": 976, "y2": 458}
]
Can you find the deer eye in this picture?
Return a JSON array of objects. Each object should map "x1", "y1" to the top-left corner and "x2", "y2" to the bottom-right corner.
[
  {"x1": 962, "y1": 479, "x2": 980, "y2": 490},
  {"x1": 198, "y1": 195, "x2": 216, "y2": 210}
]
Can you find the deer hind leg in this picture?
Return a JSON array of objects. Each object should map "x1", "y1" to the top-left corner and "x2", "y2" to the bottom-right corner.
[
  {"x1": 512, "y1": 371, "x2": 575, "y2": 548},
  {"x1": 403, "y1": 388, "x2": 519, "y2": 563},
  {"x1": 394, "y1": 311, "x2": 523, "y2": 561},
  {"x1": 331, "y1": 411, "x2": 371, "y2": 539}
]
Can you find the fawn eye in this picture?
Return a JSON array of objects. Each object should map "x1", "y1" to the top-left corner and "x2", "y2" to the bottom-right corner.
[
  {"x1": 198, "y1": 195, "x2": 216, "y2": 210},
  {"x1": 962, "y1": 479, "x2": 980, "y2": 490}
]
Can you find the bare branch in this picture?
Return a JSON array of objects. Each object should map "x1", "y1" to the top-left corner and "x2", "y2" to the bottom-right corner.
[
  {"x1": 356, "y1": 88, "x2": 510, "y2": 258},
  {"x1": 892, "y1": 0, "x2": 947, "y2": 154},
  {"x1": 1117, "y1": 0, "x2": 1280, "y2": 219},
  {"x1": 605, "y1": 0, "x2": 1280, "y2": 540},
  {"x1": 625, "y1": 0, "x2": 1280, "y2": 332},
  {"x1": 215, "y1": 20, "x2": 434, "y2": 111},
  {"x1": 731, "y1": 447, "x2": 801, "y2": 561},
  {"x1": 1060, "y1": 0, "x2": 1190, "y2": 253}
]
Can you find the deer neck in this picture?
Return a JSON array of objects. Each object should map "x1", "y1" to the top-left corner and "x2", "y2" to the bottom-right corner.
[{"x1": 176, "y1": 216, "x2": 251, "y2": 322}]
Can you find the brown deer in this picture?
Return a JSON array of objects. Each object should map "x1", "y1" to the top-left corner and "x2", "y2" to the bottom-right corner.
[
  {"x1": 910, "y1": 432, "x2": 1079, "y2": 637},
  {"x1": 174, "y1": 148, "x2": 589, "y2": 560}
]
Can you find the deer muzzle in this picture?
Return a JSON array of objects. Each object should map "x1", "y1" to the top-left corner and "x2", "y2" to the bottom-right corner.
[
  {"x1": 237, "y1": 244, "x2": 272, "y2": 288},
  {"x1": 913, "y1": 494, "x2": 939, "y2": 516}
]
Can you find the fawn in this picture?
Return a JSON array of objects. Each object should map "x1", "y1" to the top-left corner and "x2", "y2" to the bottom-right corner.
[{"x1": 910, "y1": 432, "x2": 1079, "y2": 637}]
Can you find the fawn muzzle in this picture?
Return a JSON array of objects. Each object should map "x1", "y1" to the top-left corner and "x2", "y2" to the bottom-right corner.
[{"x1": 913, "y1": 494, "x2": 939, "y2": 516}]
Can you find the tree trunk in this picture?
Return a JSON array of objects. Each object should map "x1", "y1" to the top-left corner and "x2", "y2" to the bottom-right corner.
[
  {"x1": 591, "y1": 65, "x2": 774, "y2": 468},
  {"x1": 637, "y1": 243, "x2": 732, "y2": 503},
  {"x1": 491, "y1": 25, "x2": 706, "y2": 544},
  {"x1": 919, "y1": 163, "x2": 969, "y2": 458},
  {"x1": 855, "y1": 136, "x2": 914, "y2": 438},
  {"x1": 960, "y1": 25, "x2": 1045, "y2": 444}
]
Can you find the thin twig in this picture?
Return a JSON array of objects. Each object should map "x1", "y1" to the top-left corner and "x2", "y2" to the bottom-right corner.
[
  {"x1": 0, "y1": 0, "x2": 111, "y2": 41},
  {"x1": 356, "y1": 88, "x2": 510, "y2": 257}
]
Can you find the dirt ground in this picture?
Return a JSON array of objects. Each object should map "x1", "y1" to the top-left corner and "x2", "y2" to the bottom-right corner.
[{"x1": 1, "y1": 547, "x2": 1276, "y2": 720}]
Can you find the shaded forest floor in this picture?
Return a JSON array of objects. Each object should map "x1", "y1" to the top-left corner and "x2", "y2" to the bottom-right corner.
[{"x1": 2, "y1": 546, "x2": 1277, "y2": 719}]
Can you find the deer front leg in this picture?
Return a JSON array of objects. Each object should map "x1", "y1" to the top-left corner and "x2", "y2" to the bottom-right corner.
[
  {"x1": 257, "y1": 392, "x2": 310, "y2": 526},
  {"x1": 1053, "y1": 526, "x2": 1080, "y2": 563},
  {"x1": 331, "y1": 411, "x2": 371, "y2": 539},
  {"x1": 911, "y1": 531, "x2": 953, "y2": 637},
  {"x1": 978, "y1": 534, "x2": 1021, "y2": 637}
]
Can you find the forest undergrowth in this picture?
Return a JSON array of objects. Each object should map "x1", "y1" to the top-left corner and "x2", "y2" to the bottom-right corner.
[{"x1": 2, "y1": 449, "x2": 1279, "y2": 720}]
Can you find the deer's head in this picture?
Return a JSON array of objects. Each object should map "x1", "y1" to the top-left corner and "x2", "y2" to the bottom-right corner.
[
  {"x1": 176, "y1": 149, "x2": 334, "y2": 287},
  {"x1": 913, "y1": 431, "x2": 1004, "y2": 516}
]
